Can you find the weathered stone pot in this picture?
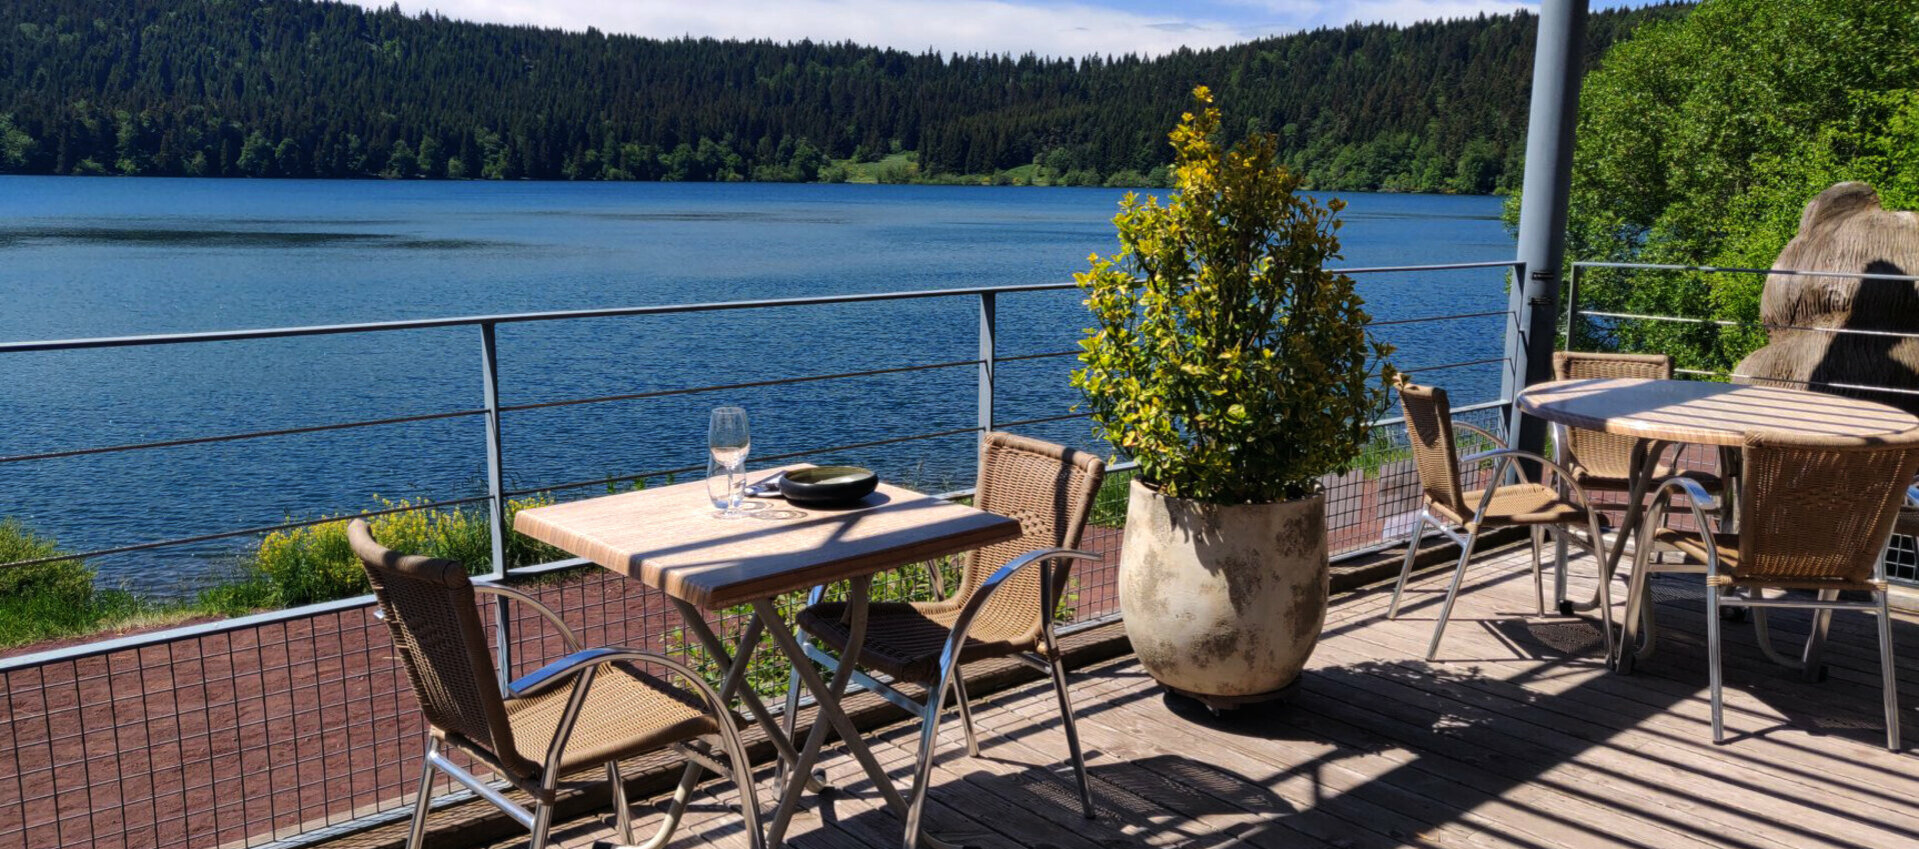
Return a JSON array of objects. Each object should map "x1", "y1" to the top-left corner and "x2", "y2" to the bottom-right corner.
[{"x1": 1117, "y1": 479, "x2": 1329, "y2": 710}]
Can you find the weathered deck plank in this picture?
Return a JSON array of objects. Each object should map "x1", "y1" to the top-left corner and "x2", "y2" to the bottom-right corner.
[{"x1": 470, "y1": 544, "x2": 1919, "y2": 849}]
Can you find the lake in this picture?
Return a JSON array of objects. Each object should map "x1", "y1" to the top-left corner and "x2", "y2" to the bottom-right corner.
[{"x1": 0, "y1": 177, "x2": 1515, "y2": 596}]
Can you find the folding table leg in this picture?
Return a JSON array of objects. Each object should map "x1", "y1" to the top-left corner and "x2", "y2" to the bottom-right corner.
[
  {"x1": 756, "y1": 581, "x2": 960, "y2": 849},
  {"x1": 1564, "y1": 439, "x2": 1664, "y2": 615},
  {"x1": 669, "y1": 598, "x2": 824, "y2": 791}
]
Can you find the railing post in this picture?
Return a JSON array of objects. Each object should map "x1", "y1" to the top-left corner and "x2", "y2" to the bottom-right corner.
[
  {"x1": 478, "y1": 322, "x2": 512, "y2": 688},
  {"x1": 1564, "y1": 263, "x2": 1582, "y2": 350},
  {"x1": 978, "y1": 291, "x2": 997, "y2": 447},
  {"x1": 1505, "y1": 0, "x2": 1588, "y2": 457}
]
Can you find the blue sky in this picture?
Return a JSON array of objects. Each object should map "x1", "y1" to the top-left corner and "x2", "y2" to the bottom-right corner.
[{"x1": 374, "y1": 1, "x2": 1657, "y2": 58}]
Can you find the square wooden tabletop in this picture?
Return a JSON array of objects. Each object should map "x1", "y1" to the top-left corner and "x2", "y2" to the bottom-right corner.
[{"x1": 512, "y1": 464, "x2": 1023, "y2": 609}]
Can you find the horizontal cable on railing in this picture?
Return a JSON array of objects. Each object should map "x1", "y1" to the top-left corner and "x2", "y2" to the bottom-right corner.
[
  {"x1": 496, "y1": 358, "x2": 981, "y2": 413},
  {"x1": 1397, "y1": 356, "x2": 1510, "y2": 374},
  {"x1": 1573, "y1": 260, "x2": 1919, "y2": 284},
  {"x1": 0, "y1": 493, "x2": 492, "y2": 571},
  {"x1": 994, "y1": 412, "x2": 1090, "y2": 428},
  {"x1": 1575, "y1": 310, "x2": 1919, "y2": 340},
  {"x1": 1369, "y1": 310, "x2": 1510, "y2": 327},
  {"x1": 0, "y1": 282, "x2": 1083, "y2": 353},
  {"x1": 1337, "y1": 260, "x2": 1522, "y2": 275},
  {"x1": 501, "y1": 426, "x2": 985, "y2": 499},
  {"x1": 1367, "y1": 398, "x2": 1509, "y2": 430},
  {"x1": 0, "y1": 407, "x2": 489, "y2": 465},
  {"x1": 1670, "y1": 368, "x2": 1919, "y2": 397},
  {"x1": 994, "y1": 350, "x2": 1079, "y2": 363},
  {"x1": 0, "y1": 262, "x2": 1519, "y2": 355}
]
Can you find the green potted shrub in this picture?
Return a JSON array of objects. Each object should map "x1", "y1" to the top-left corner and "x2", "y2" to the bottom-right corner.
[{"x1": 1072, "y1": 87, "x2": 1394, "y2": 709}]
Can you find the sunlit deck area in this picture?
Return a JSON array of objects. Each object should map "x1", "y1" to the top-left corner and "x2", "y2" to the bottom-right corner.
[{"x1": 311, "y1": 543, "x2": 1919, "y2": 849}]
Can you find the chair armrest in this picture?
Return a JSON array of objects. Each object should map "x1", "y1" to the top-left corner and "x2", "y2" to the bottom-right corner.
[
  {"x1": 473, "y1": 583, "x2": 583, "y2": 653},
  {"x1": 1452, "y1": 421, "x2": 1508, "y2": 450},
  {"x1": 941, "y1": 549, "x2": 1099, "y2": 656},
  {"x1": 501, "y1": 646, "x2": 741, "y2": 779},
  {"x1": 1643, "y1": 475, "x2": 1725, "y2": 576},
  {"x1": 1457, "y1": 448, "x2": 1605, "y2": 521},
  {"x1": 1653, "y1": 475, "x2": 1721, "y2": 516},
  {"x1": 507, "y1": 647, "x2": 629, "y2": 698}
]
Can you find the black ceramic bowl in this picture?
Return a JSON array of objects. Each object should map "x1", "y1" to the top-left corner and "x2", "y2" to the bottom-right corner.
[{"x1": 778, "y1": 466, "x2": 879, "y2": 506}]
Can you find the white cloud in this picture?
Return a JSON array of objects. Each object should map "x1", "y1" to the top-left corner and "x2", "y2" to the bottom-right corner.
[{"x1": 377, "y1": 0, "x2": 1263, "y2": 58}]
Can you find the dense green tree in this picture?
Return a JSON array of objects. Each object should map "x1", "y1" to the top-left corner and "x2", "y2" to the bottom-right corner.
[
  {"x1": 1551, "y1": 0, "x2": 1919, "y2": 372},
  {"x1": 0, "y1": 0, "x2": 1683, "y2": 189},
  {"x1": 0, "y1": 114, "x2": 35, "y2": 169}
]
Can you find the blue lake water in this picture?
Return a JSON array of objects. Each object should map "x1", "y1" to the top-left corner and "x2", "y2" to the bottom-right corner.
[{"x1": 0, "y1": 177, "x2": 1515, "y2": 596}]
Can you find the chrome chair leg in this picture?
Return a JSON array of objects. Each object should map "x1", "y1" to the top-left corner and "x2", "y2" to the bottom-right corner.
[
  {"x1": 1530, "y1": 526, "x2": 1546, "y2": 616},
  {"x1": 1388, "y1": 513, "x2": 1428, "y2": 619},
  {"x1": 529, "y1": 801, "x2": 554, "y2": 849},
  {"x1": 1801, "y1": 590, "x2": 1837, "y2": 682},
  {"x1": 1425, "y1": 529, "x2": 1480, "y2": 661},
  {"x1": 633, "y1": 762, "x2": 703, "y2": 849},
  {"x1": 607, "y1": 762, "x2": 636, "y2": 844},
  {"x1": 1585, "y1": 512, "x2": 1615, "y2": 661},
  {"x1": 1616, "y1": 533, "x2": 1656, "y2": 673},
  {"x1": 1707, "y1": 587, "x2": 1726, "y2": 744},
  {"x1": 1047, "y1": 648, "x2": 1096, "y2": 818},
  {"x1": 903, "y1": 675, "x2": 948, "y2": 849},
  {"x1": 405, "y1": 740, "x2": 439, "y2": 849},
  {"x1": 951, "y1": 671, "x2": 981, "y2": 758},
  {"x1": 1880, "y1": 591, "x2": 1903, "y2": 752}
]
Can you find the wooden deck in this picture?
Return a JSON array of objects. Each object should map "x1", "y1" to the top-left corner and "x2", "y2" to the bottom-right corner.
[{"x1": 486, "y1": 544, "x2": 1919, "y2": 849}]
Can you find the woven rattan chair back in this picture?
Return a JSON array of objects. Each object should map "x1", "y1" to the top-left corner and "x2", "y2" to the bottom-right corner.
[
  {"x1": 348, "y1": 519, "x2": 533, "y2": 778},
  {"x1": 1732, "y1": 430, "x2": 1919, "y2": 587},
  {"x1": 1553, "y1": 352, "x2": 1672, "y2": 479},
  {"x1": 956, "y1": 432, "x2": 1106, "y2": 645},
  {"x1": 1399, "y1": 381, "x2": 1466, "y2": 519}
]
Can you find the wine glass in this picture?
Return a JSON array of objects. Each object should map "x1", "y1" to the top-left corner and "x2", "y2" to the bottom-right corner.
[{"x1": 708, "y1": 406, "x2": 751, "y2": 518}]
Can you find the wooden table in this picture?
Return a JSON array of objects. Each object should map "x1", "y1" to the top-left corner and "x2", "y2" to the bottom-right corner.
[
  {"x1": 514, "y1": 464, "x2": 1021, "y2": 847},
  {"x1": 1516, "y1": 378, "x2": 1919, "y2": 448},
  {"x1": 1517, "y1": 378, "x2": 1919, "y2": 668}
]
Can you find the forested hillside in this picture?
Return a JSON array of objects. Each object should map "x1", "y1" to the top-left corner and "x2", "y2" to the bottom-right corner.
[{"x1": 0, "y1": 0, "x2": 1687, "y2": 191}]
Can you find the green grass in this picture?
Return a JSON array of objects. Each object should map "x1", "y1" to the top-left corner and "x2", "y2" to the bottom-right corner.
[
  {"x1": 0, "y1": 495, "x2": 572, "y2": 648},
  {"x1": 0, "y1": 519, "x2": 155, "y2": 648}
]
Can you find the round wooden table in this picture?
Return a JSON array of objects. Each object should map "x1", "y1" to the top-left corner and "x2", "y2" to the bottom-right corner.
[
  {"x1": 1516, "y1": 378, "x2": 1919, "y2": 447},
  {"x1": 1517, "y1": 377, "x2": 1919, "y2": 669}
]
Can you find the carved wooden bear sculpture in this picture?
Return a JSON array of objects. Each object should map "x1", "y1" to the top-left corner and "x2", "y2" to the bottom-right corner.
[{"x1": 1734, "y1": 182, "x2": 1919, "y2": 413}]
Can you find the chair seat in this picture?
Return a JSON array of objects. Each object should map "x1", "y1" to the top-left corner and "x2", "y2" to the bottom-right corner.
[
  {"x1": 1650, "y1": 528, "x2": 1887, "y2": 592},
  {"x1": 463, "y1": 664, "x2": 718, "y2": 779},
  {"x1": 1430, "y1": 482, "x2": 1587, "y2": 527},
  {"x1": 1573, "y1": 464, "x2": 1722, "y2": 494},
  {"x1": 797, "y1": 600, "x2": 1040, "y2": 684},
  {"x1": 1897, "y1": 506, "x2": 1919, "y2": 538}
]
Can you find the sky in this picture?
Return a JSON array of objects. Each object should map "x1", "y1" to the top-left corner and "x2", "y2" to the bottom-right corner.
[{"x1": 366, "y1": 1, "x2": 1654, "y2": 59}]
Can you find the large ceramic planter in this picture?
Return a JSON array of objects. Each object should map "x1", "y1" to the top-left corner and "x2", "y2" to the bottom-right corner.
[{"x1": 1117, "y1": 479, "x2": 1329, "y2": 710}]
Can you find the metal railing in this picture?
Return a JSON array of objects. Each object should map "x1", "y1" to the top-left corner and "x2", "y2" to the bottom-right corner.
[
  {"x1": 1565, "y1": 260, "x2": 1919, "y2": 583},
  {"x1": 0, "y1": 260, "x2": 1521, "y2": 849}
]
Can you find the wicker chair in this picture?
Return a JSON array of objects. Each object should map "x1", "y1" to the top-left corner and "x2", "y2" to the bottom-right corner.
[
  {"x1": 1387, "y1": 380, "x2": 1614, "y2": 661},
  {"x1": 348, "y1": 519, "x2": 763, "y2": 849},
  {"x1": 1550, "y1": 352, "x2": 1725, "y2": 494},
  {"x1": 1550, "y1": 352, "x2": 1730, "y2": 613},
  {"x1": 1617, "y1": 431, "x2": 1919, "y2": 749},
  {"x1": 789, "y1": 432, "x2": 1105, "y2": 847}
]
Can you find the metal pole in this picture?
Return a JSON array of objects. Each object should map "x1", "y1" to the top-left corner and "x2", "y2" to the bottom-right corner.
[
  {"x1": 479, "y1": 322, "x2": 512, "y2": 688},
  {"x1": 1505, "y1": 0, "x2": 1589, "y2": 457},
  {"x1": 1564, "y1": 263, "x2": 1582, "y2": 350},
  {"x1": 978, "y1": 291, "x2": 997, "y2": 445}
]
